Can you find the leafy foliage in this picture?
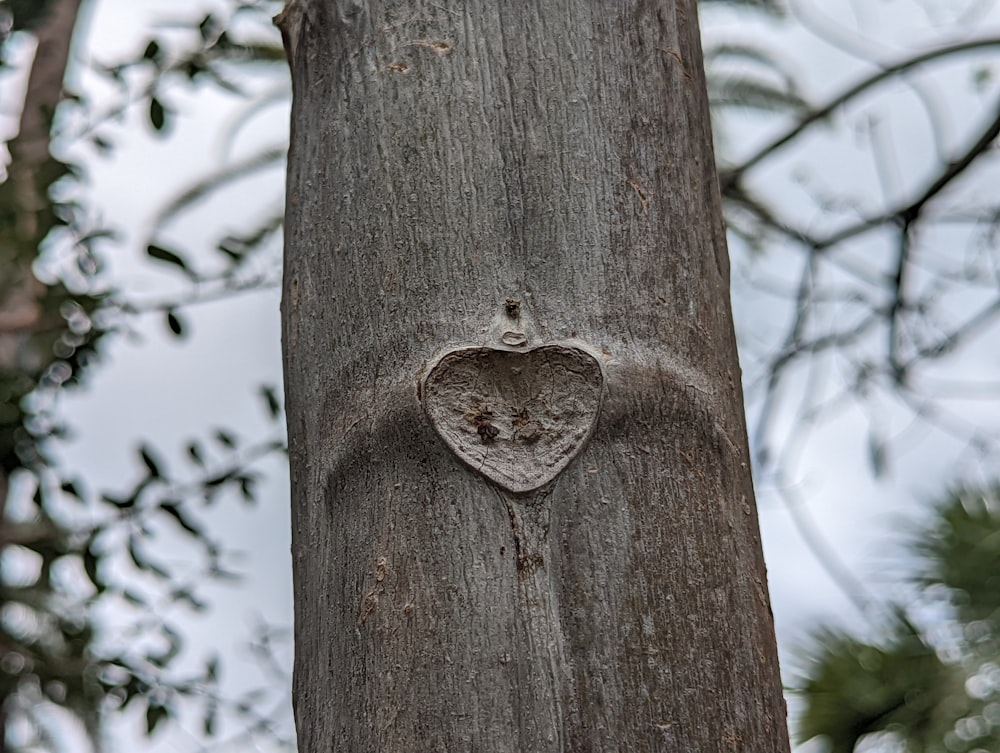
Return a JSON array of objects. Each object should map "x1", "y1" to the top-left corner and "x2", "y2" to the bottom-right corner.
[
  {"x1": 795, "y1": 487, "x2": 1000, "y2": 752},
  {"x1": 1, "y1": 2, "x2": 291, "y2": 749},
  {"x1": 912, "y1": 487, "x2": 1000, "y2": 628},
  {"x1": 2, "y1": 417, "x2": 288, "y2": 751},
  {"x1": 797, "y1": 623, "x2": 968, "y2": 752}
]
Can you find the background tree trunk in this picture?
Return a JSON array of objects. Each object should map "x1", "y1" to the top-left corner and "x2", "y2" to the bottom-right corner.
[
  {"x1": 1, "y1": 4, "x2": 82, "y2": 748},
  {"x1": 279, "y1": 1, "x2": 789, "y2": 750},
  {"x1": 0, "y1": 0, "x2": 82, "y2": 505}
]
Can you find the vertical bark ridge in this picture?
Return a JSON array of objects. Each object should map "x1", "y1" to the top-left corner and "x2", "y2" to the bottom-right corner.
[{"x1": 282, "y1": 1, "x2": 789, "y2": 750}]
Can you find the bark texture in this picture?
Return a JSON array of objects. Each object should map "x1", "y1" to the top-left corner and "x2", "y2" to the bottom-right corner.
[{"x1": 280, "y1": 1, "x2": 789, "y2": 750}]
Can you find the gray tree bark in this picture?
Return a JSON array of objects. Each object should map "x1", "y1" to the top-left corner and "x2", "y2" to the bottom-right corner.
[{"x1": 278, "y1": 1, "x2": 789, "y2": 751}]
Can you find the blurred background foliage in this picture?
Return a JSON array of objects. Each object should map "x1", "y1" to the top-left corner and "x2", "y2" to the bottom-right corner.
[
  {"x1": 796, "y1": 487, "x2": 1000, "y2": 752},
  {"x1": 1, "y1": 0, "x2": 1000, "y2": 750}
]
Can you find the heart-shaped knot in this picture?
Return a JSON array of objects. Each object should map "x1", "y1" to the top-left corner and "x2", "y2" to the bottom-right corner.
[{"x1": 422, "y1": 344, "x2": 604, "y2": 493}]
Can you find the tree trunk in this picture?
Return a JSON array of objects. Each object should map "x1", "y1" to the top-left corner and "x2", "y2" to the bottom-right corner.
[
  {"x1": 279, "y1": 1, "x2": 789, "y2": 750},
  {"x1": 0, "y1": 0, "x2": 84, "y2": 491},
  {"x1": 1, "y1": 3, "x2": 83, "y2": 748},
  {"x1": 0, "y1": 0, "x2": 82, "y2": 347}
]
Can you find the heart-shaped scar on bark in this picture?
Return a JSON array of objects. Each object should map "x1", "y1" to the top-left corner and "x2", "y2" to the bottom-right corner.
[{"x1": 421, "y1": 344, "x2": 604, "y2": 494}]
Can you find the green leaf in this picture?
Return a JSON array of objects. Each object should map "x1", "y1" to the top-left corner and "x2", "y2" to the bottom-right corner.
[
  {"x1": 165, "y1": 309, "x2": 185, "y2": 338},
  {"x1": 794, "y1": 617, "x2": 965, "y2": 753},
  {"x1": 203, "y1": 700, "x2": 218, "y2": 736},
  {"x1": 186, "y1": 441, "x2": 205, "y2": 467},
  {"x1": 214, "y1": 429, "x2": 237, "y2": 448},
  {"x1": 170, "y1": 586, "x2": 207, "y2": 611},
  {"x1": 143, "y1": 40, "x2": 161, "y2": 62},
  {"x1": 83, "y1": 542, "x2": 104, "y2": 593},
  {"x1": 216, "y1": 246, "x2": 242, "y2": 263},
  {"x1": 127, "y1": 536, "x2": 170, "y2": 579},
  {"x1": 216, "y1": 239, "x2": 245, "y2": 261},
  {"x1": 101, "y1": 493, "x2": 135, "y2": 509},
  {"x1": 259, "y1": 384, "x2": 281, "y2": 419},
  {"x1": 60, "y1": 479, "x2": 83, "y2": 500},
  {"x1": 139, "y1": 444, "x2": 163, "y2": 478},
  {"x1": 867, "y1": 434, "x2": 887, "y2": 478},
  {"x1": 910, "y1": 486, "x2": 1000, "y2": 625},
  {"x1": 149, "y1": 96, "x2": 167, "y2": 131},
  {"x1": 205, "y1": 654, "x2": 220, "y2": 683},
  {"x1": 204, "y1": 469, "x2": 235, "y2": 488},
  {"x1": 159, "y1": 501, "x2": 202, "y2": 537},
  {"x1": 162, "y1": 624, "x2": 184, "y2": 662},
  {"x1": 91, "y1": 134, "x2": 112, "y2": 153},
  {"x1": 182, "y1": 58, "x2": 206, "y2": 80},
  {"x1": 238, "y1": 474, "x2": 257, "y2": 504},
  {"x1": 146, "y1": 244, "x2": 194, "y2": 278},
  {"x1": 198, "y1": 13, "x2": 217, "y2": 40},
  {"x1": 145, "y1": 701, "x2": 169, "y2": 736},
  {"x1": 122, "y1": 589, "x2": 147, "y2": 607},
  {"x1": 972, "y1": 65, "x2": 993, "y2": 93},
  {"x1": 237, "y1": 687, "x2": 268, "y2": 707}
]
